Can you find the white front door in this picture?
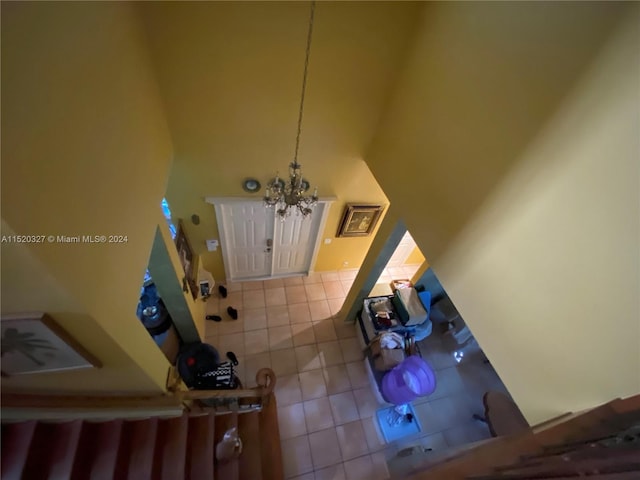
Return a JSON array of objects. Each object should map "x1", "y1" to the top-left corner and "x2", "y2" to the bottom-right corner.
[
  {"x1": 216, "y1": 202, "x2": 274, "y2": 280},
  {"x1": 272, "y1": 204, "x2": 325, "y2": 276},
  {"x1": 212, "y1": 200, "x2": 330, "y2": 282},
  {"x1": 386, "y1": 231, "x2": 417, "y2": 268}
]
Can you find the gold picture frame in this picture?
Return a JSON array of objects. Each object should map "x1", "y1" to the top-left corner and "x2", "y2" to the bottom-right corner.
[
  {"x1": 1, "y1": 313, "x2": 102, "y2": 376},
  {"x1": 175, "y1": 220, "x2": 198, "y2": 300},
  {"x1": 337, "y1": 204, "x2": 384, "y2": 237}
]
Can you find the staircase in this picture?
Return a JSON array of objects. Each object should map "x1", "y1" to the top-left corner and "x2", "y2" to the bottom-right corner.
[
  {"x1": 1, "y1": 369, "x2": 283, "y2": 480},
  {"x1": 403, "y1": 394, "x2": 640, "y2": 479}
]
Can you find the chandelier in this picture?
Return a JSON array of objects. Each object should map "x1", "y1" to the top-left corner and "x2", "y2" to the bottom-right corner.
[{"x1": 264, "y1": 1, "x2": 319, "y2": 220}]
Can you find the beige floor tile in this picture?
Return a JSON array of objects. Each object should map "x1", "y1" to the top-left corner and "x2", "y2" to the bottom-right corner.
[
  {"x1": 218, "y1": 317, "x2": 244, "y2": 335},
  {"x1": 270, "y1": 348, "x2": 299, "y2": 376},
  {"x1": 222, "y1": 291, "x2": 243, "y2": 309},
  {"x1": 284, "y1": 276, "x2": 304, "y2": 286},
  {"x1": 345, "y1": 361, "x2": 369, "y2": 389},
  {"x1": 308, "y1": 427, "x2": 343, "y2": 469},
  {"x1": 225, "y1": 281, "x2": 243, "y2": 292},
  {"x1": 298, "y1": 370, "x2": 327, "y2": 401},
  {"x1": 360, "y1": 417, "x2": 386, "y2": 452},
  {"x1": 336, "y1": 421, "x2": 369, "y2": 461},
  {"x1": 278, "y1": 402, "x2": 307, "y2": 440},
  {"x1": 370, "y1": 451, "x2": 391, "y2": 480},
  {"x1": 305, "y1": 283, "x2": 327, "y2": 301},
  {"x1": 343, "y1": 455, "x2": 375, "y2": 480},
  {"x1": 244, "y1": 352, "x2": 271, "y2": 387},
  {"x1": 203, "y1": 333, "x2": 218, "y2": 348},
  {"x1": 314, "y1": 462, "x2": 347, "y2": 480},
  {"x1": 275, "y1": 373, "x2": 303, "y2": 407},
  {"x1": 269, "y1": 325, "x2": 293, "y2": 351},
  {"x1": 321, "y1": 272, "x2": 340, "y2": 283},
  {"x1": 205, "y1": 297, "x2": 220, "y2": 315},
  {"x1": 303, "y1": 396, "x2": 335, "y2": 433},
  {"x1": 204, "y1": 318, "x2": 219, "y2": 337},
  {"x1": 302, "y1": 272, "x2": 323, "y2": 284},
  {"x1": 242, "y1": 280, "x2": 264, "y2": 290},
  {"x1": 318, "y1": 341, "x2": 344, "y2": 367},
  {"x1": 313, "y1": 319, "x2": 338, "y2": 342},
  {"x1": 244, "y1": 329, "x2": 269, "y2": 355},
  {"x1": 218, "y1": 332, "x2": 245, "y2": 357},
  {"x1": 322, "y1": 365, "x2": 353, "y2": 395},
  {"x1": 281, "y1": 435, "x2": 313, "y2": 478},
  {"x1": 338, "y1": 269, "x2": 358, "y2": 281},
  {"x1": 340, "y1": 280, "x2": 354, "y2": 293},
  {"x1": 323, "y1": 281, "x2": 346, "y2": 299},
  {"x1": 309, "y1": 300, "x2": 332, "y2": 321},
  {"x1": 289, "y1": 473, "x2": 314, "y2": 480},
  {"x1": 291, "y1": 323, "x2": 316, "y2": 347},
  {"x1": 328, "y1": 298, "x2": 346, "y2": 317},
  {"x1": 265, "y1": 287, "x2": 287, "y2": 306},
  {"x1": 333, "y1": 316, "x2": 356, "y2": 338},
  {"x1": 295, "y1": 345, "x2": 322, "y2": 372},
  {"x1": 243, "y1": 290, "x2": 265, "y2": 309},
  {"x1": 352, "y1": 386, "x2": 380, "y2": 419},
  {"x1": 411, "y1": 401, "x2": 443, "y2": 435},
  {"x1": 242, "y1": 307, "x2": 267, "y2": 331},
  {"x1": 286, "y1": 285, "x2": 308, "y2": 304},
  {"x1": 339, "y1": 338, "x2": 363, "y2": 363},
  {"x1": 329, "y1": 391, "x2": 360, "y2": 425},
  {"x1": 289, "y1": 303, "x2": 312, "y2": 324},
  {"x1": 264, "y1": 278, "x2": 285, "y2": 288},
  {"x1": 267, "y1": 305, "x2": 290, "y2": 327}
]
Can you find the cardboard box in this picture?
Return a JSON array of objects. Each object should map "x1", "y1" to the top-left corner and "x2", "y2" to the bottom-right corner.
[{"x1": 374, "y1": 348, "x2": 405, "y2": 371}]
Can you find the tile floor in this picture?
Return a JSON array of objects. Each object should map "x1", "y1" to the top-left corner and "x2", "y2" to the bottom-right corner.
[{"x1": 203, "y1": 266, "x2": 511, "y2": 480}]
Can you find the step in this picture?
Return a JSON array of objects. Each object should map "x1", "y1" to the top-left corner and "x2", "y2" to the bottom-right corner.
[
  {"x1": 153, "y1": 415, "x2": 189, "y2": 480},
  {"x1": 238, "y1": 411, "x2": 262, "y2": 480},
  {"x1": 71, "y1": 419, "x2": 123, "y2": 480},
  {"x1": 185, "y1": 414, "x2": 215, "y2": 480},
  {"x1": 21, "y1": 420, "x2": 83, "y2": 479},
  {"x1": 213, "y1": 412, "x2": 239, "y2": 480},
  {"x1": 115, "y1": 418, "x2": 159, "y2": 480},
  {"x1": 1, "y1": 421, "x2": 37, "y2": 480}
]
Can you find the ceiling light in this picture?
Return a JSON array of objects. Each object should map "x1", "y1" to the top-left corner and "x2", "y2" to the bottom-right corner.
[{"x1": 264, "y1": 1, "x2": 318, "y2": 220}]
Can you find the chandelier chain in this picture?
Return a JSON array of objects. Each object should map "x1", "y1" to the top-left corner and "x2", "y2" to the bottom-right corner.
[{"x1": 293, "y1": 1, "x2": 315, "y2": 164}]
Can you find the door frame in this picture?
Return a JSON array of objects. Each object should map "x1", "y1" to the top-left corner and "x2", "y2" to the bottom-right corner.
[{"x1": 205, "y1": 196, "x2": 335, "y2": 282}]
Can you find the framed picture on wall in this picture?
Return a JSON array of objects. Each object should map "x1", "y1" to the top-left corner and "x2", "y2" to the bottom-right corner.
[
  {"x1": 337, "y1": 204, "x2": 385, "y2": 237},
  {"x1": 0, "y1": 313, "x2": 102, "y2": 376},
  {"x1": 175, "y1": 220, "x2": 198, "y2": 300}
]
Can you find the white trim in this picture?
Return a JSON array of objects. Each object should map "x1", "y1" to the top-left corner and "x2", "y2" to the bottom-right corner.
[{"x1": 209, "y1": 198, "x2": 335, "y2": 281}]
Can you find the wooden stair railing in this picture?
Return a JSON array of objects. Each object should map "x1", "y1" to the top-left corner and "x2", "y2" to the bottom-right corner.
[
  {"x1": 1, "y1": 368, "x2": 283, "y2": 480},
  {"x1": 403, "y1": 394, "x2": 640, "y2": 480}
]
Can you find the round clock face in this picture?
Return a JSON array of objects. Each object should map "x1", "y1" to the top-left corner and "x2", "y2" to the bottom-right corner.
[{"x1": 242, "y1": 178, "x2": 261, "y2": 193}]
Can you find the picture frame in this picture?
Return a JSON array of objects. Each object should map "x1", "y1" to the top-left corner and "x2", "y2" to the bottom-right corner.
[
  {"x1": 337, "y1": 204, "x2": 385, "y2": 237},
  {"x1": 175, "y1": 220, "x2": 198, "y2": 300},
  {"x1": 0, "y1": 313, "x2": 102, "y2": 376}
]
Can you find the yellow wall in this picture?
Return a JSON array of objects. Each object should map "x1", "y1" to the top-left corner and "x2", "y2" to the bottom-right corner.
[
  {"x1": 405, "y1": 246, "x2": 426, "y2": 267},
  {"x1": 1, "y1": 3, "x2": 174, "y2": 393},
  {"x1": 366, "y1": 3, "x2": 639, "y2": 424},
  {"x1": 138, "y1": 2, "x2": 419, "y2": 280}
]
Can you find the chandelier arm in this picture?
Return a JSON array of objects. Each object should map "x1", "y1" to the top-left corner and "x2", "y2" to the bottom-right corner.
[{"x1": 293, "y1": 1, "x2": 316, "y2": 165}]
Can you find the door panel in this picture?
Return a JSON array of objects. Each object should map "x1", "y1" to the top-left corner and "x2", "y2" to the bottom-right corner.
[
  {"x1": 215, "y1": 200, "x2": 328, "y2": 281},
  {"x1": 220, "y1": 203, "x2": 273, "y2": 280},
  {"x1": 273, "y1": 204, "x2": 324, "y2": 276},
  {"x1": 386, "y1": 231, "x2": 416, "y2": 268}
]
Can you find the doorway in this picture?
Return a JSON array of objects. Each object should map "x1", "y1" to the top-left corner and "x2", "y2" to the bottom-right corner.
[
  {"x1": 369, "y1": 230, "x2": 424, "y2": 297},
  {"x1": 211, "y1": 199, "x2": 331, "y2": 282}
]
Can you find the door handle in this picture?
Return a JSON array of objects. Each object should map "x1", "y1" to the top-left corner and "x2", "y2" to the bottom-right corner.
[{"x1": 265, "y1": 247, "x2": 272, "y2": 253}]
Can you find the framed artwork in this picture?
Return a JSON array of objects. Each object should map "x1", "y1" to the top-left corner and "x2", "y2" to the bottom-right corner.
[
  {"x1": 337, "y1": 204, "x2": 385, "y2": 237},
  {"x1": 0, "y1": 313, "x2": 102, "y2": 376},
  {"x1": 175, "y1": 220, "x2": 198, "y2": 300}
]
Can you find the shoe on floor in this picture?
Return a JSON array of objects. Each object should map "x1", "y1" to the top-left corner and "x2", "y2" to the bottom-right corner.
[
  {"x1": 218, "y1": 285, "x2": 228, "y2": 298},
  {"x1": 206, "y1": 315, "x2": 222, "y2": 322},
  {"x1": 227, "y1": 306, "x2": 238, "y2": 320}
]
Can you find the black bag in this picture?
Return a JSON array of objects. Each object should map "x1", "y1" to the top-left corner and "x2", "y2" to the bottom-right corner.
[{"x1": 177, "y1": 341, "x2": 240, "y2": 390}]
